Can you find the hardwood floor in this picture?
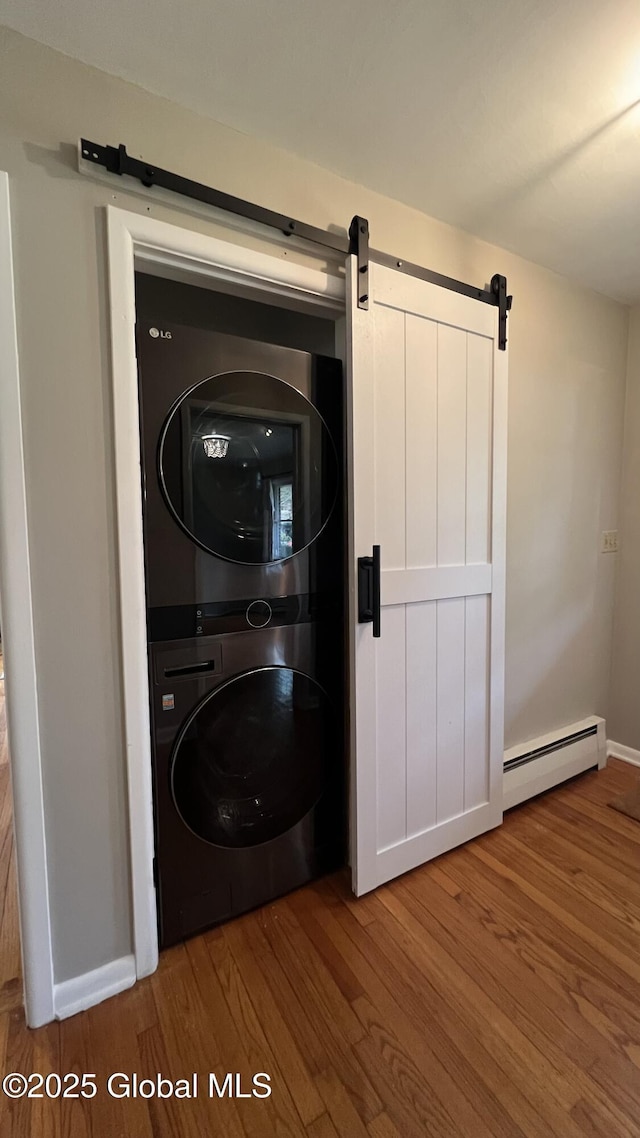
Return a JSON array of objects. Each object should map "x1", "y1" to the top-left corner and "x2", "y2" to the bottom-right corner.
[{"x1": 0, "y1": 695, "x2": 639, "y2": 1136}]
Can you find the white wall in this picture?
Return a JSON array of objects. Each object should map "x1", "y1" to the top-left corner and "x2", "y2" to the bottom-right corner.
[
  {"x1": 504, "y1": 271, "x2": 627, "y2": 746},
  {"x1": 0, "y1": 24, "x2": 629, "y2": 984},
  {"x1": 609, "y1": 305, "x2": 640, "y2": 751}
]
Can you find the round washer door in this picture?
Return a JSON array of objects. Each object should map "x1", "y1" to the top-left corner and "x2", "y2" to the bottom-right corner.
[
  {"x1": 170, "y1": 667, "x2": 334, "y2": 848},
  {"x1": 158, "y1": 371, "x2": 338, "y2": 564}
]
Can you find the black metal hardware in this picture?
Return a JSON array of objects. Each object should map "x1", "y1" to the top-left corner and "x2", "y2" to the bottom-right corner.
[
  {"x1": 349, "y1": 216, "x2": 369, "y2": 311},
  {"x1": 80, "y1": 138, "x2": 511, "y2": 345},
  {"x1": 81, "y1": 138, "x2": 353, "y2": 254},
  {"x1": 371, "y1": 544, "x2": 381, "y2": 638},
  {"x1": 358, "y1": 545, "x2": 381, "y2": 638},
  {"x1": 491, "y1": 274, "x2": 512, "y2": 351}
]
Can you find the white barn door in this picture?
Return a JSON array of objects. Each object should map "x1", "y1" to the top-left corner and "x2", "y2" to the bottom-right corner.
[{"x1": 348, "y1": 259, "x2": 507, "y2": 895}]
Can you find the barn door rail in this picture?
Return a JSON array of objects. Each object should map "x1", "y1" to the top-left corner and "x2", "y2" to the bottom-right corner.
[{"x1": 79, "y1": 139, "x2": 512, "y2": 344}]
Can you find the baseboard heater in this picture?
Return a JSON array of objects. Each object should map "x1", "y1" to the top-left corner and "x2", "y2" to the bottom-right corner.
[{"x1": 503, "y1": 715, "x2": 606, "y2": 810}]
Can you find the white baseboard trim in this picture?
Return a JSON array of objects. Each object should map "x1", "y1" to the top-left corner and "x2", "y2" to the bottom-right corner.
[
  {"x1": 53, "y1": 954, "x2": 136, "y2": 1021},
  {"x1": 503, "y1": 716, "x2": 606, "y2": 810},
  {"x1": 607, "y1": 740, "x2": 640, "y2": 767}
]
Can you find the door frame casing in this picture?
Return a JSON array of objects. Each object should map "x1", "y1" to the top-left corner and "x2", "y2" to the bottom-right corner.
[
  {"x1": 106, "y1": 206, "x2": 345, "y2": 979},
  {"x1": 0, "y1": 172, "x2": 55, "y2": 1027}
]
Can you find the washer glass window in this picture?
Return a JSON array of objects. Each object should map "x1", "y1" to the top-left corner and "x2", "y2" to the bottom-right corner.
[
  {"x1": 159, "y1": 371, "x2": 338, "y2": 564},
  {"x1": 170, "y1": 667, "x2": 334, "y2": 848}
]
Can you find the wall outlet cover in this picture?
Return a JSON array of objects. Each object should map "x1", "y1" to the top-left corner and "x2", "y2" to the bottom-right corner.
[{"x1": 602, "y1": 530, "x2": 619, "y2": 553}]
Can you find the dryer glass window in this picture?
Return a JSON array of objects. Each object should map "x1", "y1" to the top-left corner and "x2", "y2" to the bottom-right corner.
[
  {"x1": 170, "y1": 667, "x2": 333, "y2": 848},
  {"x1": 159, "y1": 372, "x2": 338, "y2": 564}
]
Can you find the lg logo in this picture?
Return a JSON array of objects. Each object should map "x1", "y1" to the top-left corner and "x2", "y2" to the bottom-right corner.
[{"x1": 149, "y1": 327, "x2": 172, "y2": 339}]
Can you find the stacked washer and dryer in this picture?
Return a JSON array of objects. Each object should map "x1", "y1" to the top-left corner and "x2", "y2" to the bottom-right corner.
[{"x1": 136, "y1": 302, "x2": 346, "y2": 948}]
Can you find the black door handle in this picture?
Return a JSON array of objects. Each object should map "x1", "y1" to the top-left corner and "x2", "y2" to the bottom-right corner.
[{"x1": 357, "y1": 545, "x2": 381, "y2": 638}]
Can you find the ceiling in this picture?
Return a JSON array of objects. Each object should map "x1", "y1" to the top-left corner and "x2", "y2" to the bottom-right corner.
[{"x1": 3, "y1": 0, "x2": 640, "y2": 302}]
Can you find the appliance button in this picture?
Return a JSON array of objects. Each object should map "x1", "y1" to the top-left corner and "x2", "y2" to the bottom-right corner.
[{"x1": 246, "y1": 600, "x2": 273, "y2": 629}]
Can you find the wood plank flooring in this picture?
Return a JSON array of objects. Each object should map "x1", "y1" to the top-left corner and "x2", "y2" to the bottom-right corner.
[{"x1": 0, "y1": 671, "x2": 639, "y2": 1137}]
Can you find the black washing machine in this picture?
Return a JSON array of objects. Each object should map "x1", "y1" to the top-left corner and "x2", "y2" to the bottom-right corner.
[{"x1": 136, "y1": 319, "x2": 346, "y2": 948}]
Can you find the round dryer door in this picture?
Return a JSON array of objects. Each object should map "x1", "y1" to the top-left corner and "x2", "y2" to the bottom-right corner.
[
  {"x1": 170, "y1": 667, "x2": 333, "y2": 848},
  {"x1": 158, "y1": 371, "x2": 338, "y2": 564}
]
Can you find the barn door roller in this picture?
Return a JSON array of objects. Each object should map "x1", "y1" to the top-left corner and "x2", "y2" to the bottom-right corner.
[
  {"x1": 349, "y1": 216, "x2": 369, "y2": 311},
  {"x1": 80, "y1": 139, "x2": 511, "y2": 341},
  {"x1": 491, "y1": 274, "x2": 510, "y2": 352}
]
